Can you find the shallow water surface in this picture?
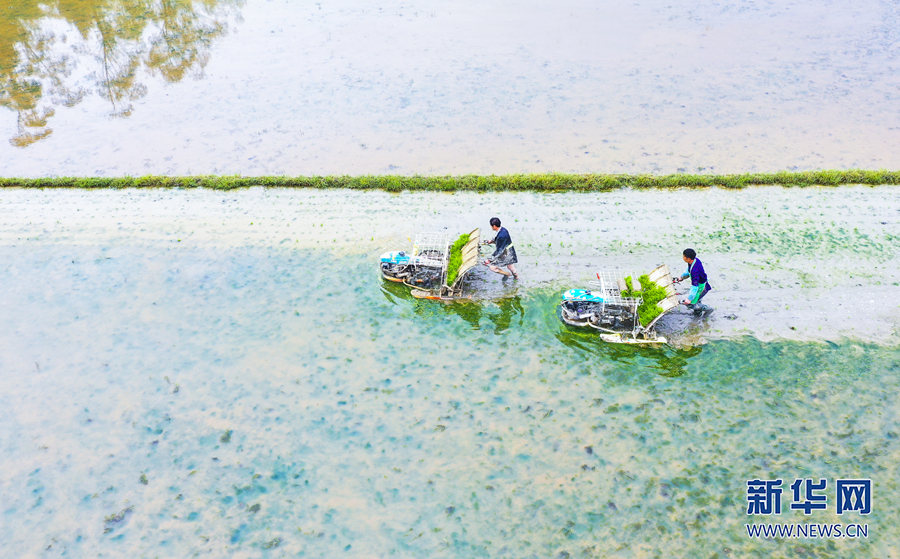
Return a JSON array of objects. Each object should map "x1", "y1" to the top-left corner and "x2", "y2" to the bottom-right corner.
[
  {"x1": 2, "y1": 0, "x2": 899, "y2": 174},
  {"x1": 1, "y1": 188, "x2": 899, "y2": 557}
]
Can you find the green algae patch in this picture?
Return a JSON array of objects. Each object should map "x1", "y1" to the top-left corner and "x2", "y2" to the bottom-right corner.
[
  {"x1": 622, "y1": 275, "x2": 669, "y2": 327},
  {"x1": 104, "y1": 507, "x2": 134, "y2": 525},
  {"x1": 104, "y1": 506, "x2": 134, "y2": 533},
  {"x1": 2, "y1": 170, "x2": 900, "y2": 191},
  {"x1": 446, "y1": 233, "x2": 471, "y2": 285}
]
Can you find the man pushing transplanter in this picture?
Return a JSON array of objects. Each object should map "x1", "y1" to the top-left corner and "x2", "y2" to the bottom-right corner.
[
  {"x1": 483, "y1": 217, "x2": 518, "y2": 279},
  {"x1": 673, "y1": 248, "x2": 713, "y2": 316}
]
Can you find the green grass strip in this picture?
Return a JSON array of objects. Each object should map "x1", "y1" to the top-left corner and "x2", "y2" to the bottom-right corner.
[
  {"x1": 1, "y1": 170, "x2": 899, "y2": 191},
  {"x1": 621, "y1": 275, "x2": 670, "y2": 327},
  {"x1": 446, "y1": 233, "x2": 471, "y2": 286}
]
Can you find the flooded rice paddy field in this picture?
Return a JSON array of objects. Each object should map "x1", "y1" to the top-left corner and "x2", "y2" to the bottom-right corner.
[
  {"x1": 2, "y1": 0, "x2": 900, "y2": 175},
  {"x1": 1, "y1": 187, "x2": 899, "y2": 558}
]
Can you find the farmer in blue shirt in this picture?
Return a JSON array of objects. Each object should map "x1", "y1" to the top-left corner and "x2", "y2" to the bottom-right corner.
[
  {"x1": 483, "y1": 217, "x2": 519, "y2": 279},
  {"x1": 673, "y1": 248, "x2": 712, "y2": 316}
]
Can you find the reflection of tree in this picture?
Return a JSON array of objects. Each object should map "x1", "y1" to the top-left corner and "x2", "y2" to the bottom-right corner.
[
  {"x1": 148, "y1": 0, "x2": 227, "y2": 82},
  {"x1": 0, "y1": 0, "x2": 240, "y2": 146},
  {"x1": 1, "y1": 5, "x2": 65, "y2": 146}
]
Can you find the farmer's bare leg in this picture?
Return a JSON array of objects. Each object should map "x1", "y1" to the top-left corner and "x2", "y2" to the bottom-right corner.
[
  {"x1": 489, "y1": 264, "x2": 511, "y2": 276},
  {"x1": 506, "y1": 263, "x2": 518, "y2": 278}
]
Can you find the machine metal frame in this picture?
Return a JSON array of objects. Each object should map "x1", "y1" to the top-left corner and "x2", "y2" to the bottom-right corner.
[
  {"x1": 559, "y1": 265, "x2": 678, "y2": 344},
  {"x1": 380, "y1": 229, "x2": 482, "y2": 300}
]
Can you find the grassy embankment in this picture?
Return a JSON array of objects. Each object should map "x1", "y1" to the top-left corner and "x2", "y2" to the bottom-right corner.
[{"x1": 1, "y1": 170, "x2": 899, "y2": 191}]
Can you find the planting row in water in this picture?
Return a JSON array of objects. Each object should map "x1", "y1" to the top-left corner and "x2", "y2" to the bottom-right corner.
[{"x1": 1, "y1": 170, "x2": 900, "y2": 191}]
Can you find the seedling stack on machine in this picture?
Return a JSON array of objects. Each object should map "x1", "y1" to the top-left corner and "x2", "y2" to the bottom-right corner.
[
  {"x1": 379, "y1": 229, "x2": 482, "y2": 300},
  {"x1": 559, "y1": 265, "x2": 679, "y2": 344}
]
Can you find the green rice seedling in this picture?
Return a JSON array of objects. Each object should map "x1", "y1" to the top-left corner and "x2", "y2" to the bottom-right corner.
[
  {"x1": 445, "y1": 233, "x2": 471, "y2": 285},
  {"x1": 621, "y1": 274, "x2": 669, "y2": 327}
]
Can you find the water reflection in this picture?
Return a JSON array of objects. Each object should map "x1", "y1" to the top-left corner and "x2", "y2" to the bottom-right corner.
[
  {"x1": 486, "y1": 296, "x2": 525, "y2": 334},
  {"x1": 0, "y1": 0, "x2": 241, "y2": 147},
  {"x1": 382, "y1": 280, "x2": 700, "y2": 374},
  {"x1": 379, "y1": 280, "x2": 526, "y2": 334},
  {"x1": 379, "y1": 279, "x2": 413, "y2": 305},
  {"x1": 554, "y1": 315, "x2": 704, "y2": 378}
]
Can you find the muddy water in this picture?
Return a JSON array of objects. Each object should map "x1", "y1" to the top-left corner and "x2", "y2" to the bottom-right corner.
[
  {"x1": 3, "y1": 186, "x2": 898, "y2": 343},
  {"x1": 2, "y1": 0, "x2": 900, "y2": 175},
  {"x1": 1, "y1": 187, "x2": 899, "y2": 557}
]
